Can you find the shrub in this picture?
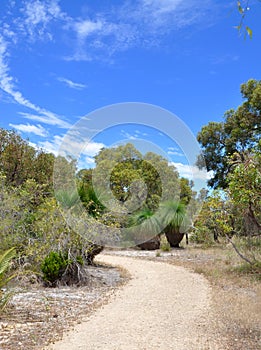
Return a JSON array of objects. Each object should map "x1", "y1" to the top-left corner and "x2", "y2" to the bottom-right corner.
[
  {"x1": 41, "y1": 252, "x2": 69, "y2": 286},
  {"x1": 190, "y1": 227, "x2": 214, "y2": 246}
]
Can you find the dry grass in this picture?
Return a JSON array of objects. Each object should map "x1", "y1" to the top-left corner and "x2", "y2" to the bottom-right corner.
[{"x1": 161, "y1": 240, "x2": 261, "y2": 350}]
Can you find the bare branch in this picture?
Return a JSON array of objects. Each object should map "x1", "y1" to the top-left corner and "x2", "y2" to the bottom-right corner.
[{"x1": 225, "y1": 234, "x2": 254, "y2": 265}]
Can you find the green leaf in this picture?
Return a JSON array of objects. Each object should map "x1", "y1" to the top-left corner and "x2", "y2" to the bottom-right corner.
[
  {"x1": 246, "y1": 26, "x2": 253, "y2": 39},
  {"x1": 0, "y1": 248, "x2": 16, "y2": 276},
  {"x1": 237, "y1": 1, "x2": 244, "y2": 14}
]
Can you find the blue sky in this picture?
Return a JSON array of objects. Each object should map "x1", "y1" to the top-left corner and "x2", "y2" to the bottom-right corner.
[{"x1": 0, "y1": 0, "x2": 260, "y2": 185}]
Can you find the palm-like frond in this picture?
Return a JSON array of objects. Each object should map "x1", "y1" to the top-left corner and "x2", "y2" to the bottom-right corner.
[
  {"x1": 160, "y1": 201, "x2": 186, "y2": 229},
  {"x1": 159, "y1": 201, "x2": 188, "y2": 247},
  {"x1": 0, "y1": 247, "x2": 16, "y2": 311},
  {"x1": 0, "y1": 247, "x2": 16, "y2": 276}
]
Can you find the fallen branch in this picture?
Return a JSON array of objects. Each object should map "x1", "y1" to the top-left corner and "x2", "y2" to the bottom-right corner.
[{"x1": 225, "y1": 234, "x2": 254, "y2": 265}]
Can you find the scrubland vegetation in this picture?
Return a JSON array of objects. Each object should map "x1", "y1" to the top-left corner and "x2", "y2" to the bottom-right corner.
[{"x1": 0, "y1": 79, "x2": 260, "y2": 349}]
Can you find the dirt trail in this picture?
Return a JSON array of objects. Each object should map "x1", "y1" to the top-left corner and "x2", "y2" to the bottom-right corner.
[{"x1": 46, "y1": 254, "x2": 224, "y2": 350}]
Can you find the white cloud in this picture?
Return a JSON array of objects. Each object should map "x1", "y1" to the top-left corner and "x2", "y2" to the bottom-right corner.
[
  {"x1": 82, "y1": 142, "x2": 105, "y2": 157},
  {"x1": 21, "y1": 0, "x2": 65, "y2": 40},
  {"x1": 38, "y1": 134, "x2": 105, "y2": 160},
  {"x1": 74, "y1": 19, "x2": 104, "y2": 40},
  {"x1": 121, "y1": 130, "x2": 137, "y2": 140},
  {"x1": 167, "y1": 146, "x2": 184, "y2": 156},
  {"x1": 0, "y1": 34, "x2": 71, "y2": 129},
  {"x1": 141, "y1": 0, "x2": 183, "y2": 15},
  {"x1": 18, "y1": 112, "x2": 71, "y2": 128},
  {"x1": 170, "y1": 162, "x2": 213, "y2": 181},
  {"x1": 168, "y1": 150, "x2": 184, "y2": 157},
  {"x1": 63, "y1": 0, "x2": 215, "y2": 61},
  {"x1": 85, "y1": 156, "x2": 95, "y2": 165},
  {"x1": 3, "y1": 0, "x2": 216, "y2": 64},
  {"x1": 57, "y1": 77, "x2": 86, "y2": 90},
  {"x1": 9, "y1": 123, "x2": 48, "y2": 137},
  {"x1": 135, "y1": 130, "x2": 148, "y2": 136}
]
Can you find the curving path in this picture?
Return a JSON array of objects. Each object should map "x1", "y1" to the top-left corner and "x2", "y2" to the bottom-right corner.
[{"x1": 46, "y1": 254, "x2": 223, "y2": 350}]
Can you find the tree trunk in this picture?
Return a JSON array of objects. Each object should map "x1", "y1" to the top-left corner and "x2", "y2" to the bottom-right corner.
[
  {"x1": 165, "y1": 228, "x2": 184, "y2": 248},
  {"x1": 242, "y1": 202, "x2": 261, "y2": 236}
]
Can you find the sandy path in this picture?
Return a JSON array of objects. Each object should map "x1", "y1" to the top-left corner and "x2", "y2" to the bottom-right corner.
[{"x1": 46, "y1": 254, "x2": 223, "y2": 350}]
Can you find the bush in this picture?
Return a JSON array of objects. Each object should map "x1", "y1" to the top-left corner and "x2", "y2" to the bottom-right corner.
[
  {"x1": 190, "y1": 227, "x2": 214, "y2": 246},
  {"x1": 41, "y1": 252, "x2": 69, "y2": 286}
]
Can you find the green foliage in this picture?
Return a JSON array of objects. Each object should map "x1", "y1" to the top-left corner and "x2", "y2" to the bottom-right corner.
[
  {"x1": 231, "y1": 236, "x2": 261, "y2": 279},
  {"x1": 160, "y1": 236, "x2": 171, "y2": 252},
  {"x1": 0, "y1": 128, "x2": 54, "y2": 188},
  {"x1": 0, "y1": 127, "x2": 106, "y2": 288},
  {"x1": 235, "y1": 261, "x2": 261, "y2": 279},
  {"x1": 77, "y1": 181, "x2": 105, "y2": 217},
  {"x1": 160, "y1": 201, "x2": 187, "y2": 247},
  {"x1": 0, "y1": 247, "x2": 16, "y2": 311},
  {"x1": 0, "y1": 247, "x2": 16, "y2": 283},
  {"x1": 235, "y1": 1, "x2": 254, "y2": 39},
  {"x1": 55, "y1": 189, "x2": 80, "y2": 209},
  {"x1": 128, "y1": 207, "x2": 161, "y2": 246},
  {"x1": 196, "y1": 78, "x2": 261, "y2": 266},
  {"x1": 228, "y1": 151, "x2": 261, "y2": 236},
  {"x1": 41, "y1": 252, "x2": 69, "y2": 286},
  {"x1": 197, "y1": 79, "x2": 261, "y2": 189},
  {"x1": 179, "y1": 177, "x2": 193, "y2": 205},
  {"x1": 93, "y1": 143, "x2": 180, "y2": 213},
  {"x1": 192, "y1": 191, "x2": 233, "y2": 243}
]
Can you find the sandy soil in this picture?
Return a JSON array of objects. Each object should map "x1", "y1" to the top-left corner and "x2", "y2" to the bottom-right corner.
[
  {"x1": 0, "y1": 263, "x2": 125, "y2": 349},
  {"x1": 46, "y1": 253, "x2": 226, "y2": 350}
]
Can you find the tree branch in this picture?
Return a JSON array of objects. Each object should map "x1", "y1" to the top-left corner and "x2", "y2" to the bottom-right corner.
[{"x1": 225, "y1": 234, "x2": 254, "y2": 265}]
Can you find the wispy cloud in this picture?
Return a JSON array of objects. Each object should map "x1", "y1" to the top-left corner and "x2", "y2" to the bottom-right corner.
[
  {"x1": 211, "y1": 54, "x2": 240, "y2": 65},
  {"x1": 20, "y1": 0, "x2": 65, "y2": 41},
  {"x1": 135, "y1": 130, "x2": 148, "y2": 137},
  {"x1": 121, "y1": 130, "x2": 137, "y2": 140},
  {"x1": 38, "y1": 134, "x2": 105, "y2": 160},
  {"x1": 57, "y1": 77, "x2": 87, "y2": 90},
  {"x1": 18, "y1": 112, "x2": 71, "y2": 128},
  {"x1": 0, "y1": 35, "x2": 71, "y2": 128},
  {"x1": 167, "y1": 146, "x2": 184, "y2": 157},
  {"x1": 9, "y1": 123, "x2": 48, "y2": 137},
  {"x1": 3, "y1": 0, "x2": 217, "y2": 63},
  {"x1": 168, "y1": 150, "x2": 184, "y2": 157},
  {"x1": 74, "y1": 19, "x2": 104, "y2": 40},
  {"x1": 64, "y1": 0, "x2": 215, "y2": 61}
]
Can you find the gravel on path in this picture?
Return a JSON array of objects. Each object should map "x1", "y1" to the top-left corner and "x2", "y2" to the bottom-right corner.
[{"x1": 46, "y1": 254, "x2": 226, "y2": 350}]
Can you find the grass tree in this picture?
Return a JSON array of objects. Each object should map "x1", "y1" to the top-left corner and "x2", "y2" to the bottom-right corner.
[
  {"x1": 129, "y1": 208, "x2": 161, "y2": 250},
  {"x1": 160, "y1": 201, "x2": 187, "y2": 248}
]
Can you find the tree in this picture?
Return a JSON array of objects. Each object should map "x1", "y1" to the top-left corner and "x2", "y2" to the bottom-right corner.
[
  {"x1": 228, "y1": 150, "x2": 261, "y2": 236},
  {"x1": 93, "y1": 143, "x2": 180, "y2": 213},
  {"x1": 129, "y1": 208, "x2": 161, "y2": 250},
  {"x1": 197, "y1": 79, "x2": 261, "y2": 189},
  {"x1": 0, "y1": 128, "x2": 55, "y2": 190},
  {"x1": 160, "y1": 201, "x2": 187, "y2": 248},
  {"x1": 192, "y1": 191, "x2": 233, "y2": 244},
  {"x1": 179, "y1": 177, "x2": 193, "y2": 205},
  {"x1": 0, "y1": 128, "x2": 35, "y2": 186}
]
